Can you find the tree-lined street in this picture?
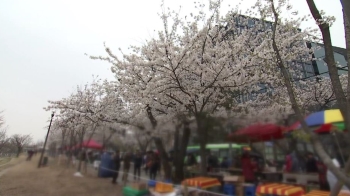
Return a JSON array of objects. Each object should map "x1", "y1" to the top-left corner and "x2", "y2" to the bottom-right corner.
[{"x1": 1, "y1": 0, "x2": 350, "y2": 195}]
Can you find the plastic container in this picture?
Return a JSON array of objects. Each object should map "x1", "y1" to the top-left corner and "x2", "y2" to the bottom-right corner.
[
  {"x1": 122, "y1": 186, "x2": 149, "y2": 196},
  {"x1": 148, "y1": 180, "x2": 157, "y2": 187},
  {"x1": 98, "y1": 153, "x2": 114, "y2": 178},
  {"x1": 244, "y1": 185, "x2": 256, "y2": 196},
  {"x1": 223, "y1": 184, "x2": 236, "y2": 196}
]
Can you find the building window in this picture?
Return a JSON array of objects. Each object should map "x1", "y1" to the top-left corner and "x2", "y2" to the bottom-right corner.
[{"x1": 303, "y1": 62, "x2": 315, "y2": 78}]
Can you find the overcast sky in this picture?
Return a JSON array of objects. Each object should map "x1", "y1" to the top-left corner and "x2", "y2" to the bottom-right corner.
[{"x1": 0, "y1": 0, "x2": 345, "y2": 142}]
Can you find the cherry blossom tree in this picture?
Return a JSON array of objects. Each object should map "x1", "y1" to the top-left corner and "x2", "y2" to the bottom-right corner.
[
  {"x1": 246, "y1": 0, "x2": 350, "y2": 189},
  {"x1": 89, "y1": 0, "x2": 282, "y2": 174},
  {"x1": 51, "y1": 0, "x2": 341, "y2": 180},
  {"x1": 45, "y1": 78, "x2": 126, "y2": 139},
  {"x1": 299, "y1": 75, "x2": 348, "y2": 111},
  {"x1": 303, "y1": 0, "x2": 350, "y2": 193},
  {"x1": 238, "y1": 74, "x2": 348, "y2": 127},
  {"x1": 128, "y1": 128, "x2": 152, "y2": 151}
]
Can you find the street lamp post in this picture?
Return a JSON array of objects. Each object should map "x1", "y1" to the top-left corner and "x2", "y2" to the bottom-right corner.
[{"x1": 38, "y1": 112, "x2": 55, "y2": 168}]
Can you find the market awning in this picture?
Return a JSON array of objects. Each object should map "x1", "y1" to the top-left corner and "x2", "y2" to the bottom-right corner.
[
  {"x1": 228, "y1": 123, "x2": 286, "y2": 143},
  {"x1": 74, "y1": 139, "x2": 103, "y2": 150},
  {"x1": 284, "y1": 109, "x2": 346, "y2": 133}
]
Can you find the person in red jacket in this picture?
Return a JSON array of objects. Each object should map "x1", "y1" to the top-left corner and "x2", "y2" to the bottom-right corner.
[
  {"x1": 284, "y1": 154, "x2": 292, "y2": 172},
  {"x1": 241, "y1": 152, "x2": 257, "y2": 183},
  {"x1": 317, "y1": 160, "x2": 329, "y2": 191}
]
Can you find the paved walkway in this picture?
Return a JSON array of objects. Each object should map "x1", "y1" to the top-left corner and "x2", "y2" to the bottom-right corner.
[{"x1": 0, "y1": 156, "x2": 123, "y2": 196}]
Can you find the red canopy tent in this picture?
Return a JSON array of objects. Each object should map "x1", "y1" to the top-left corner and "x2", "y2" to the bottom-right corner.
[
  {"x1": 228, "y1": 123, "x2": 286, "y2": 143},
  {"x1": 74, "y1": 139, "x2": 103, "y2": 150}
]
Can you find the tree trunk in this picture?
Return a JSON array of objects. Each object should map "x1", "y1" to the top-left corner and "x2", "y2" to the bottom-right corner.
[
  {"x1": 66, "y1": 130, "x2": 75, "y2": 168},
  {"x1": 306, "y1": 0, "x2": 350, "y2": 136},
  {"x1": 172, "y1": 125, "x2": 180, "y2": 180},
  {"x1": 174, "y1": 121, "x2": 191, "y2": 183},
  {"x1": 196, "y1": 114, "x2": 208, "y2": 175},
  {"x1": 174, "y1": 125, "x2": 180, "y2": 153},
  {"x1": 60, "y1": 135, "x2": 65, "y2": 155},
  {"x1": 76, "y1": 134, "x2": 84, "y2": 172},
  {"x1": 154, "y1": 137, "x2": 171, "y2": 180},
  {"x1": 103, "y1": 128, "x2": 116, "y2": 149},
  {"x1": 340, "y1": 0, "x2": 350, "y2": 26},
  {"x1": 306, "y1": 0, "x2": 350, "y2": 190},
  {"x1": 343, "y1": 10, "x2": 350, "y2": 127},
  {"x1": 270, "y1": 0, "x2": 350, "y2": 188},
  {"x1": 60, "y1": 129, "x2": 67, "y2": 155},
  {"x1": 145, "y1": 105, "x2": 172, "y2": 180},
  {"x1": 136, "y1": 135, "x2": 151, "y2": 152},
  {"x1": 330, "y1": 10, "x2": 350, "y2": 196},
  {"x1": 16, "y1": 147, "x2": 21, "y2": 157}
]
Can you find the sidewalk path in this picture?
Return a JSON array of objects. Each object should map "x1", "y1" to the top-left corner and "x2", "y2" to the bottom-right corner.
[{"x1": 0, "y1": 156, "x2": 123, "y2": 196}]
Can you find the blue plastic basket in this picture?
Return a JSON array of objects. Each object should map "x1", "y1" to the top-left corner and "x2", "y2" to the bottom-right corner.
[
  {"x1": 223, "y1": 184, "x2": 236, "y2": 196},
  {"x1": 148, "y1": 180, "x2": 156, "y2": 187},
  {"x1": 244, "y1": 185, "x2": 256, "y2": 196}
]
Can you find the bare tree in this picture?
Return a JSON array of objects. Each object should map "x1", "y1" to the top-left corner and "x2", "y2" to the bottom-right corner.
[
  {"x1": 10, "y1": 134, "x2": 32, "y2": 157},
  {"x1": 0, "y1": 111, "x2": 4, "y2": 128},
  {"x1": 0, "y1": 111, "x2": 9, "y2": 152},
  {"x1": 0, "y1": 129, "x2": 8, "y2": 152},
  {"x1": 0, "y1": 128, "x2": 8, "y2": 152}
]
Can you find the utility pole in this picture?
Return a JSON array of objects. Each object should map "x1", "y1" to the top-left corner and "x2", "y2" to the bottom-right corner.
[{"x1": 38, "y1": 112, "x2": 54, "y2": 168}]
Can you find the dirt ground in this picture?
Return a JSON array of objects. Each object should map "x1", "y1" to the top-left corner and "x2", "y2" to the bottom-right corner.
[{"x1": 0, "y1": 155, "x2": 123, "y2": 196}]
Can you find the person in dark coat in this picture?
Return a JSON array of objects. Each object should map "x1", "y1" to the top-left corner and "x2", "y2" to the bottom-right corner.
[
  {"x1": 306, "y1": 153, "x2": 318, "y2": 173},
  {"x1": 111, "y1": 150, "x2": 121, "y2": 184},
  {"x1": 133, "y1": 151, "x2": 143, "y2": 181},
  {"x1": 207, "y1": 152, "x2": 219, "y2": 172},
  {"x1": 186, "y1": 153, "x2": 197, "y2": 166},
  {"x1": 220, "y1": 157, "x2": 230, "y2": 168},
  {"x1": 122, "y1": 152, "x2": 131, "y2": 183},
  {"x1": 149, "y1": 153, "x2": 160, "y2": 180}
]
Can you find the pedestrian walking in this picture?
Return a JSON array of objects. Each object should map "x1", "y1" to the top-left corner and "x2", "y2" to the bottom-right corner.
[
  {"x1": 122, "y1": 152, "x2": 131, "y2": 184},
  {"x1": 111, "y1": 150, "x2": 121, "y2": 184},
  {"x1": 143, "y1": 152, "x2": 149, "y2": 175},
  {"x1": 133, "y1": 151, "x2": 142, "y2": 181},
  {"x1": 149, "y1": 153, "x2": 160, "y2": 180}
]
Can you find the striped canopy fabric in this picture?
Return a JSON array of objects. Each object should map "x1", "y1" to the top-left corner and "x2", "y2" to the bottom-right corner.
[
  {"x1": 256, "y1": 183, "x2": 305, "y2": 196},
  {"x1": 303, "y1": 109, "x2": 343, "y2": 126},
  {"x1": 286, "y1": 109, "x2": 345, "y2": 133},
  {"x1": 182, "y1": 177, "x2": 221, "y2": 189}
]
